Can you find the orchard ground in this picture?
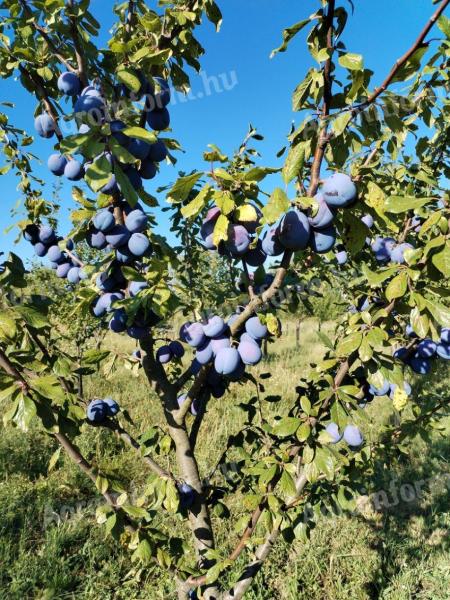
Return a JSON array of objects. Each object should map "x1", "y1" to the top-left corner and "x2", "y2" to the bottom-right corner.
[{"x1": 1, "y1": 296, "x2": 449, "y2": 600}]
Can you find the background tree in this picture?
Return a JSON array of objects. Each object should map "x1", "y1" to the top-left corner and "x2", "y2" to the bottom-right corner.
[{"x1": 0, "y1": 1, "x2": 449, "y2": 599}]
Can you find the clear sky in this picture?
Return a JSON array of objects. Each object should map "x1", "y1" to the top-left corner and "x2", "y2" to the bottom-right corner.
[{"x1": 0, "y1": 0, "x2": 443, "y2": 263}]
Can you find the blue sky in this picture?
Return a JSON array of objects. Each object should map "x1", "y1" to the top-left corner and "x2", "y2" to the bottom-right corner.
[{"x1": 0, "y1": 0, "x2": 443, "y2": 262}]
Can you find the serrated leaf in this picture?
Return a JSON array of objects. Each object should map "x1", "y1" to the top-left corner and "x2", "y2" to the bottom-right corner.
[
  {"x1": 385, "y1": 271, "x2": 408, "y2": 301},
  {"x1": 385, "y1": 196, "x2": 433, "y2": 214},
  {"x1": 167, "y1": 172, "x2": 202, "y2": 203},
  {"x1": 283, "y1": 143, "x2": 304, "y2": 184},
  {"x1": 212, "y1": 214, "x2": 230, "y2": 247},
  {"x1": 338, "y1": 52, "x2": 363, "y2": 70},
  {"x1": 273, "y1": 417, "x2": 301, "y2": 437},
  {"x1": 262, "y1": 188, "x2": 290, "y2": 224},
  {"x1": 181, "y1": 184, "x2": 212, "y2": 218},
  {"x1": 214, "y1": 190, "x2": 235, "y2": 215},
  {"x1": 336, "y1": 332, "x2": 362, "y2": 357}
]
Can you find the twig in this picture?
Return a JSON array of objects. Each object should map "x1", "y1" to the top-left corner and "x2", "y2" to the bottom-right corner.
[
  {"x1": 18, "y1": 0, "x2": 76, "y2": 72},
  {"x1": 308, "y1": 0, "x2": 336, "y2": 197},
  {"x1": 66, "y1": 0, "x2": 88, "y2": 87}
]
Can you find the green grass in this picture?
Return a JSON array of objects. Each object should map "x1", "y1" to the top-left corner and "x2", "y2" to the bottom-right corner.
[{"x1": 0, "y1": 316, "x2": 449, "y2": 599}]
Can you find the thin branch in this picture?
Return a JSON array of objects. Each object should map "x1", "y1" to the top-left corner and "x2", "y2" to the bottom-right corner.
[
  {"x1": 357, "y1": 0, "x2": 450, "y2": 110},
  {"x1": 115, "y1": 424, "x2": 175, "y2": 480},
  {"x1": 308, "y1": 0, "x2": 336, "y2": 197},
  {"x1": 18, "y1": 0, "x2": 77, "y2": 72},
  {"x1": 66, "y1": 0, "x2": 88, "y2": 87}
]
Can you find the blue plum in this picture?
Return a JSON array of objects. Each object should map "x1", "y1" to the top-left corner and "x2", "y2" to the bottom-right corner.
[
  {"x1": 361, "y1": 214, "x2": 374, "y2": 228},
  {"x1": 93, "y1": 210, "x2": 115, "y2": 233},
  {"x1": 211, "y1": 335, "x2": 231, "y2": 355},
  {"x1": 336, "y1": 250, "x2": 348, "y2": 265},
  {"x1": 214, "y1": 347, "x2": 241, "y2": 376},
  {"x1": 343, "y1": 425, "x2": 363, "y2": 448},
  {"x1": 129, "y1": 280, "x2": 148, "y2": 297},
  {"x1": 244, "y1": 241, "x2": 267, "y2": 267},
  {"x1": 262, "y1": 228, "x2": 284, "y2": 256},
  {"x1": 196, "y1": 341, "x2": 214, "y2": 365},
  {"x1": 139, "y1": 159, "x2": 157, "y2": 180},
  {"x1": 48, "y1": 153, "x2": 67, "y2": 176},
  {"x1": 436, "y1": 343, "x2": 450, "y2": 360},
  {"x1": 390, "y1": 243, "x2": 414, "y2": 264},
  {"x1": 104, "y1": 398, "x2": 120, "y2": 416},
  {"x1": 57, "y1": 72, "x2": 80, "y2": 96},
  {"x1": 409, "y1": 354, "x2": 432, "y2": 374},
  {"x1": 56, "y1": 262, "x2": 71, "y2": 278},
  {"x1": 34, "y1": 242, "x2": 48, "y2": 257},
  {"x1": 417, "y1": 339, "x2": 437, "y2": 358},
  {"x1": 440, "y1": 328, "x2": 450, "y2": 344},
  {"x1": 321, "y1": 173, "x2": 357, "y2": 207},
  {"x1": 169, "y1": 341, "x2": 185, "y2": 358},
  {"x1": 105, "y1": 225, "x2": 131, "y2": 248},
  {"x1": 325, "y1": 422, "x2": 342, "y2": 444},
  {"x1": 128, "y1": 233, "x2": 151, "y2": 257},
  {"x1": 203, "y1": 316, "x2": 226, "y2": 338},
  {"x1": 64, "y1": 159, "x2": 84, "y2": 181},
  {"x1": 238, "y1": 340, "x2": 262, "y2": 365},
  {"x1": 184, "y1": 323, "x2": 206, "y2": 348},
  {"x1": 309, "y1": 225, "x2": 336, "y2": 254},
  {"x1": 128, "y1": 138, "x2": 151, "y2": 160},
  {"x1": 371, "y1": 237, "x2": 395, "y2": 262},
  {"x1": 38, "y1": 225, "x2": 56, "y2": 244},
  {"x1": 156, "y1": 345, "x2": 173, "y2": 364},
  {"x1": 109, "y1": 309, "x2": 128, "y2": 333},
  {"x1": 308, "y1": 194, "x2": 336, "y2": 229},
  {"x1": 87, "y1": 399, "x2": 107, "y2": 423},
  {"x1": 226, "y1": 225, "x2": 251, "y2": 256},
  {"x1": 126, "y1": 209, "x2": 148, "y2": 233},
  {"x1": 368, "y1": 379, "x2": 390, "y2": 397},
  {"x1": 146, "y1": 107, "x2": 170, "y2": 131},
  {"x1": 34, "y1": 113, "x2": 56, "y2": 138},
  {"x1": 278, "y1": 210, "x2": 310, "y2": 250},
  {"x1": 67, "y1": 267, "x2": 81, "y2": 284},
  {"x1": 47, "y1": 245, "x2": 63, "y2": 263},
  {"x1": 148, "y1": 140, "x2": 167, "y2": 162},
  {"x1": 87, "y1": 229, "x2": 107, "y2": 249},
  {"x1": 245, "y1": 316, "x2": 268, "y2": 340}
]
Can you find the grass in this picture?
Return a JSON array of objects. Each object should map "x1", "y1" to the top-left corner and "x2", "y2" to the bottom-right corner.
[{"x1": 0, "y1": 314, "x2": 449, "y2": 599}]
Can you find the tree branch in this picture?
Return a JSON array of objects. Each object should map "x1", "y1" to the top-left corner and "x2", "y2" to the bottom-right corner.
[
  {"x1": 66, "y1": 0, "x2": 88, "y2": 87},
  {"x1": 356, "y1": 0, "x2": 450, "y2": 110},
  {"x1": 18, "y1": 0, "x2": 77, "y2": 72},
  {"x1": 308, "y1": 0, "x2": 336, "y2": 197}
]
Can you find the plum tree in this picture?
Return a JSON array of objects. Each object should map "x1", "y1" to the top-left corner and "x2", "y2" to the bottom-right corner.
[{"x1": 0, "y1": 1, "x2": 449, "y2": 600}]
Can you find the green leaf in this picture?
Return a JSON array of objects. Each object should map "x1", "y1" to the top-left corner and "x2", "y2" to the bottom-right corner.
[
  {"x1": 132, "y1": 539, "x2": 153, "y2": 564},
  {"x1": 385, "y1": 271, "x2": 408, "y2": 301},
  {"x1": 242, "y1": 167, "x2": 279, "y2": 182},
  {"x1": 32, "y1": 375, "x2": 66, "y2": 403},
  {"x1": 273, "y1": 417, "x2": 301, "y2": 437},
  {"x1": 271, "y1": 18, "x2": 313, "y2": 57},
  {"x1": 338, "y1": 53, "x2": 364, "y2": 71},
  {"x1": 385, "y1": 196, "x2": 433, "y2": 213},
  {"x1": 48, "y1": 447, "x2": 61, "y2": 473},
  {"x1": 339, "y1": 212, "x2": 369, "y2": 254},
  {"x1": 167, "y1": 172, "x2": 203, "y2": 203},
  {"x1": 336, "y1": 332, "x2": 362, "y2": 357},
  {"x1": 332, "y1": 111, "x2": 352, "y2": 136},
  {"x1": 410, "y1": 307, "x2": 429, "y2": 338},
  {"x1": 282, "y1": 143, "x2": 304, "y2": 184},
  {"x1": 15, "y1": 306, "x2": 48, "y2": 329},
  {"x1": 114, "y1": 163, "x2": 139, "y2": 208},
  {"x1": 122, "y1": 127, "x2": 157, "y2": 144},
  {"x1": 423, "y1": 298, "x2": 450, "y2": 328},
  {"x1": 96, "y1": 475, "x2": 109, "y2": 494},
  {"x1": 431, "y1": 243, "x2": 450, "y2": 277},
  {"x1": 437, "y1": 15, "x2": 450, "y2": 37},
  {"x1": 361, "y1": 264, "x2": 398, "y2": 287},
  {"x1": 14, "y1": 395, "x2": 36, "y2": 431},
  {"x1": 181, "y1": 184, "x2": 213, "y2": 219},
  {"x1": 262, "y1": 188, "x2": 290, "y2": 224},
  {"x1": 280, "y1": 469, "x2": 297, "y2": 497},
  {"x1": 212, "y1": 214, "x2": 230, "y2": 247},
  {"x1": 214, "y1": 190, "x2": 235, "y2": 215},
  {"x1": 117, "y1": 68, "x2": 141, "y2": 92},
  {"x1": 85, "y1": 155, "x2": 112, "y2": 193},
  {"x1": 0, "y1": 312, "x2": 16, "y2": 340}
]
